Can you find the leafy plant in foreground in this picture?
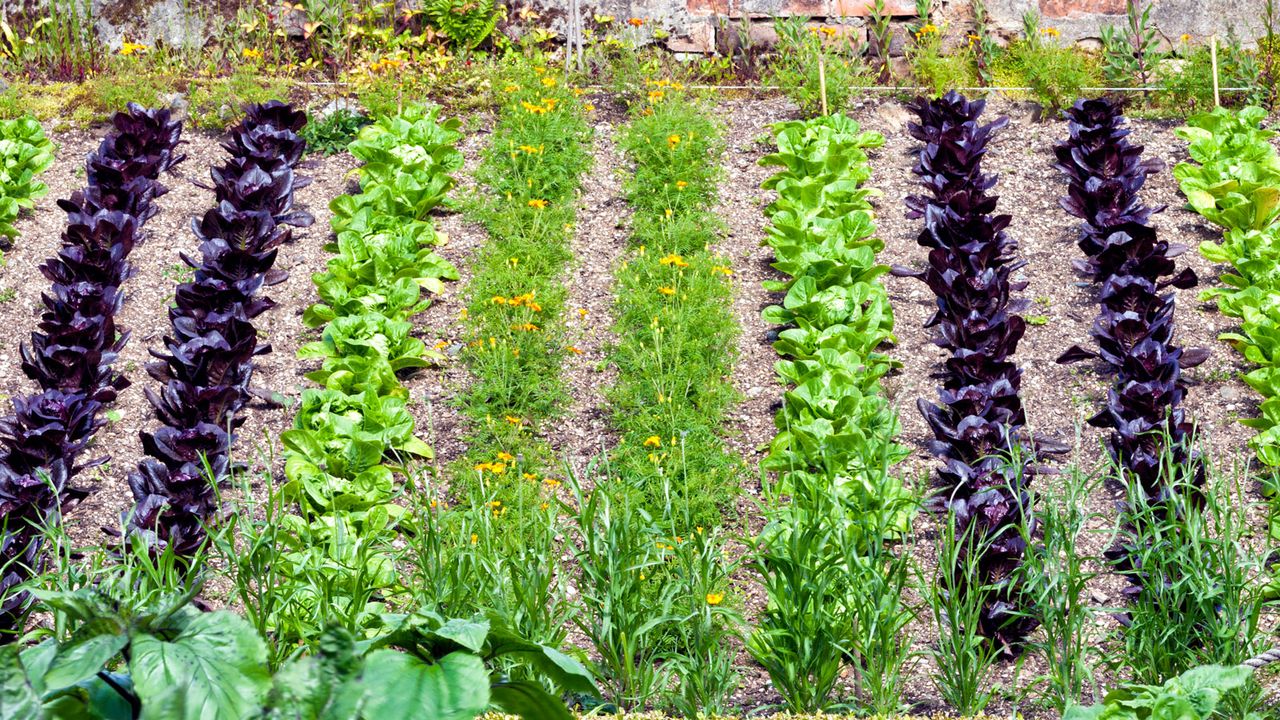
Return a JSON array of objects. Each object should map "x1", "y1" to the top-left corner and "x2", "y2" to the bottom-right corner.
[
  {"x1": 1064, "y1": 664, "x2": 1255, "y2": 720},
  {"x1": 3, "y1": 561, "x2": 594, "y2": 719},
  {"x1": 893, "y1": 91, "x2": 1045, "y2": 655},
  {"x1": 1, "y1": 104, "x2": 184, "y2": 641}
]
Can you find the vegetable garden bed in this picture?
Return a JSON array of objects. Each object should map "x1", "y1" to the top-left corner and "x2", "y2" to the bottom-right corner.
[{"x1": 1, "y1": 86, "x2": 1277, "y2": 719}]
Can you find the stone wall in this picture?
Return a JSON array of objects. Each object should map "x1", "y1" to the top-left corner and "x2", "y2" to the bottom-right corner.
[
  {"x1": 1, "y1": 0, "x2": 1267, "y2": 56},
  {"x1": 544, "y1": 0, "x2": 1267, "y2": 54}
]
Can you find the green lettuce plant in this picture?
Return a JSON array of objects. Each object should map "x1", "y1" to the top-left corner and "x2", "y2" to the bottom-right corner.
[{"x1": 0, "y1": 116, "x2": 54, "y2": 240}]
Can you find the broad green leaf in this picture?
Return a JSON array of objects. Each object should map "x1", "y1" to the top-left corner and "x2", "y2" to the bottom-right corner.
[
  {"x1": 358, "y1": 650, "x2": 489, "y2": 720},
  {"x1": 128, "y1": 611, "x2": 270, "y2": 720}
]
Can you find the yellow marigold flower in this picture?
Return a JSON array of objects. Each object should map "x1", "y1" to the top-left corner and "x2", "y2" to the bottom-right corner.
[
  {"x1": 523, "y1": 472, "x2": 538, "y2": 480},
  {"x1": 541, "y1": 76, "x2": 557, "y2": 87},
  {"x1": 706, "y1": 592, "x2": 724, "y2": 605},
  {"x1": 491, "y1": 295, "x2": 508, "y2": 304},
  {"x1": 676, "y1": 180, "x2": 688, "y2": 189},
  {"x1": 584, "y1": 103, "x2": 596, "y2": 112},
  {"x1": 711, "y1": 265, "x2": 733, "y2": 275},
  {"x1": 474, "y1": 462, "x2": 493, "y2": 473},
  {"x1": 534, "y1": 66, "x2": 546, "y2": 74},
  {"x1": 471, "y1": 533, "x2": 479, "y2": 544},
  {"x1": 579, "y1": 308, "x2": 588, "y2": 318},
  {"x1": 1180, "y1": 33, "x2": 1192, "y2": 43},
  {"x1": 567, "y1": 345, "x2": 584, "y2": 355},
  {"x1": 119, "y1": 41, "x2": 148, "y2": 55},
  {"x1": 667, "y1": 134, "x2": 681, "y2": 146},
  {"x1": 660, "y1": 253, "x2": 688, "y2": 267},
  {"x1": 1041, "y1": 26, "x2": 1060, "y2": 37},
  {"x1": 657, "y1": 286, "x2": 675, "y2": 296},
  {"x1": 511, "y1": 348, "x2": 520, "y2": 357},
  {"x1": 504, "y1": 415, "x2": 523, "y2": 424},
  {"x1": 242, "y1": 47, "x2": 263, "y2": 59},
  {"x1": 489, "y1": 500, "x2": 503, "y2": 508},
  {"x1": 504, "y1": 84, "x2": 520, "y2": 92},
  {"x1": 497, "y1": 451, "x2": 515, "y2": 462},
  {"x1": 528, "y1": 198, "x2": 548, "y2": 209},
  {"x1": 544, "y1": 478, "x2": 561, "y2": 488},
  {"x1": 540, "y1": 502, "x2": 550, "y2": 510},
  {"x1": 819, "y1": 26, "x2": 836, "y2": 37},
  {"x1": 644, "y1": 435, "x2": 662, "y2": 448},
  {"x1": 648, "y1": 90, "x2": 665, "y2": 101},
  {"x1": 664, "y1": 208, "x2": 673, "y2": 219},
  {"x1": 518, "y1": 144, "x2": 541, "y2": 154},
  {"x1": 491, "y1": 462, "x2": 508, "y2": 474},
  {"x1": 430, "y1": 498, "x2": 439, "y2": 509}
]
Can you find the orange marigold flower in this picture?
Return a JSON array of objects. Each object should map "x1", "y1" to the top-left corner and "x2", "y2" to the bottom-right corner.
[{"x1": 628, "y1": 17, "x2": 643, "y2": 26}]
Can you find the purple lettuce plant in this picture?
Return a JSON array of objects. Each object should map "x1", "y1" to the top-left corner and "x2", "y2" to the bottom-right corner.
[
  {"x1": 893, "y1": 91, "x2": 1042, "y2": 654},
  {"x1": 1, "y1": 104, "x2": 184, "y2": 639},
  {"x1": 1053, "y1": 98, "x2": 1206, "y2": 507},
  {"x1": 126, "y1": 102, "x2": 311, "y2": 556}
]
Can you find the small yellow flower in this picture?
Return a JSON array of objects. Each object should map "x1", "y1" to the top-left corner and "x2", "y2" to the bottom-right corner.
[
  {"x1": 491, "y1": 462, "x2": 508, "y2": 475},
  {"x1": 242, "y1": 47, "x2": 263, "y2": 59},
  {"x1": 667, "y1": 134, "x2": 681, "y2": 147},
  {"x1": 819, "y1": 26, "x2": 836, "y2": 37},
  {"x1": 471, "y1": 533, "x2": 479, "y2": 544},
  {"x1": 584, "y1": 103, "x2": 596, "y2": 112},
  {"x1": 541, "y1": 76, "x2": 557, "y2": 87},
  {"x1": 706, "y1": 592, "x2": 724, "y2": 606},
  {"x1": 430, "y1": 498, "x2": 439, "y2": 509},
  {"x1": 505, "y1": 415, "x2": 523, "y2": 424},
  {"x1": 528, "y1": 198, "x2": 548, "y2": 209},
  {"x1": 648, "y1": 90, "x2": 665, "y2": 102},
  {"x1": 1041, "y1": 26, "x2": 1060, "y2": 37},
  {"x1": 628, "y1": 17, "x2": 643, "y2": 26},
  {"x1": 1180, "y1": 33, "x2": 1192, "y2": 43},
  {"x1": 664, "y1": 208, "x2": 673, "y2": 219},
  {"x1": 497, "y1": 451, "x2": 515, "y2": 462},
  {"x1": 644, "y1": 435, "x2": 662, "y2": 448},
  {"x1": 504, "y1": 84, "x2": 521, "y2": 92},
  {"x1": 676, "y1": 180, "x2": 688, "y2": 190},
  {"x1": 567, "y1": 345, "x2": 584, "y2": 355},
  {"x1": 119, "y1": 40, "x2": 149, "y2": 56},
  {"x1": 711, "y1": 265, "x2": 733, "y2": 276},
  {"x1": 659, "y1": 253, "x2": 688, "y2": 267},
  {"x1": 523, "y1": 472, "x2": 538, "y2": 480},
  {"x1": 657, "y1": 286, "x2": 676, "y2": 296},
  {"x1": 491, "y1": 295, "x2": 508, "y2": 305}
]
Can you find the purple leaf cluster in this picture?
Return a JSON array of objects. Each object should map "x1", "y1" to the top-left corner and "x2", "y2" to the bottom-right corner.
[
  {"x1": 126, "y1": 102, "x2": 310, "y2": 556},
  {"x1": 893, "y1": 91, "x2": 1039, "y2": 655},
  {"x1": 1, "y1": 104, "x2": 185, "y2": 638},
  {"x1": 1053, "y1": 98, "x2": 1206, "y2": 506}
]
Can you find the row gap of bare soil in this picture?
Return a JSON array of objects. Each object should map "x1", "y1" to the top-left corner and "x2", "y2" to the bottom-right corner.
[
  {"x1": 2, "y1": 96, "x2": 1274, "y2": 714},
  {"x1": 541, "y1": 111, "x2": 630, "y2": 478}
]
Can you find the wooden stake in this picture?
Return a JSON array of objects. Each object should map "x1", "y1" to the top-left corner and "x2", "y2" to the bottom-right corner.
[
  {"x1": 819, "y1": 53, "x2": 829, "y2": 116},
  {"x1": 1211, "y1": 34, "x2": 1221, "y2": 107}
]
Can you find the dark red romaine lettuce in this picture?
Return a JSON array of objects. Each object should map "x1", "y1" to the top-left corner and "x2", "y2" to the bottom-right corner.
[
  {"x1": 125, "y1": 102, "x2": 310, "y2": 557},
  {"x1": 1053, "y1": 98, "x2": 1206, "y2": 506},
  {"x1": 0, "y1": 104, "x2": 184, "y2": 639},
  {"x1": 893, "y1": 91, "x2": 1041, "y2": 655}
]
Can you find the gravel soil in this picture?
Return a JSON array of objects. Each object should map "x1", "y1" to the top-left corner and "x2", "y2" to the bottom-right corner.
[{"x1": 5, "y1": 95, "x2": 1274, "y2": 714}]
